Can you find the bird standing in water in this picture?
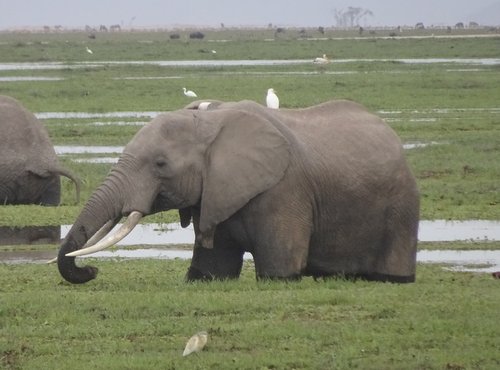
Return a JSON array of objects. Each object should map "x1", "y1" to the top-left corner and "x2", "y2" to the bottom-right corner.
[
  {"x1": 183, "y1": 331, "x2": 208, "y2": 356},
  {"x1": 313, "y1": 54, "x2": 329, "y2": 64},
  {"x1": 266, "y1": 88, "x2": 279, "y2": 109}
]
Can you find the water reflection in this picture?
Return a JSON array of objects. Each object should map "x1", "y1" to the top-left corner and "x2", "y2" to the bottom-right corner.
[{"x1": 0, "y1": 226, "x2": 60, "y2": 245}]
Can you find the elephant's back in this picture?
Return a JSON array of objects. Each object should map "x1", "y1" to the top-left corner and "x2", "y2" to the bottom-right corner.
[
  {"x1": 281, "y1": 100, "x2": 404, "y2": 165},
  {"x1": 0, "y1": 96, "x2": 51, "y2": 147}
]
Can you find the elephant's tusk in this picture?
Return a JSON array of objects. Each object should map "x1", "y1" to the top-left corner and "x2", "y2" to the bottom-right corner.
[
  {"x1": 65, "y1": 211, "x2": 143, "y2": 257},
  {"x1": 46, "y1": 219, "x2": 117, "y2": 264},
  {"x1": 85, "y1": 219, "x2": 117, "y2": 248}
]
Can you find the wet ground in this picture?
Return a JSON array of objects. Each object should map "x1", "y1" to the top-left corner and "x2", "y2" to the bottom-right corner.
[
  {"x1": 1, "y1": 58, "x2": 500, "y2": 73},
  {"x1": 1, "y1": 221, "x2": 499, "y2": 273}
]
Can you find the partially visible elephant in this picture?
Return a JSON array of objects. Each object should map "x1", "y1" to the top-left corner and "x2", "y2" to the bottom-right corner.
[
  {"x1": 0, "y1": 95, "x2": 80, "y2": 205},
  {"x1": 57, "y1": 99, "x2": 419, "y2": 284}
]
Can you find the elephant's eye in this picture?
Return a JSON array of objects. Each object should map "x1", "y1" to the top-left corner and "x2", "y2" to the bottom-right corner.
[{"x1": 155, "y1": 158, "x2": 167, "y2": 168}]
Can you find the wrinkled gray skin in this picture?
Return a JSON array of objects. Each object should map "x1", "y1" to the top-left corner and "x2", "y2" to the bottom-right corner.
[
  {"x1": 0, "y1": 95, "x2": 80, "y2": 206},
  {"x1": 58, "y1": 99, "x2": 419, "y2": 284}
]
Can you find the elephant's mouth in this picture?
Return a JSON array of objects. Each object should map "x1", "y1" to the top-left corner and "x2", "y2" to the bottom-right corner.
[{"x1": 151, "y1": 190, "x2": 191, "y2": 213}]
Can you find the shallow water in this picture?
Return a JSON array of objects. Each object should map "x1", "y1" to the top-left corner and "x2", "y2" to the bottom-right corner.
[
  {"x1": 2, "y1": 221, "x2": 500, "y2": 271},
  {"x1": 54, "y1": 145, "x2": 124, "y2": 154},
  {"x1": 2, "y1": 58, "x2": 500, "y2": 72},
  {"x1": 56, "y1": 220, "x2": 499, "y2": 246},
  {"x1": 0, "y1": 76, "x2": 64, "y2": 81},
  {"x1": 36, "y1": 111, "x2": 160, "y2": 119}
]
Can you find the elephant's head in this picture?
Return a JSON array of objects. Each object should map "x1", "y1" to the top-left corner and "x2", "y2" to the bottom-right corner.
[{"x1": 57, "y1": 107, "x2": 290, "y2": 283}]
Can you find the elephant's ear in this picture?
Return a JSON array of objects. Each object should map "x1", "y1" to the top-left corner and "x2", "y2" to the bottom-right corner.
[{"x1": 199, "y1": 110, "x2": 290, "y2": 248}]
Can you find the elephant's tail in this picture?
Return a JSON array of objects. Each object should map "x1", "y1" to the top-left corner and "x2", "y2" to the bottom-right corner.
[{"x1": 55, "y1": 166, "x2": 81, "y2": 204}]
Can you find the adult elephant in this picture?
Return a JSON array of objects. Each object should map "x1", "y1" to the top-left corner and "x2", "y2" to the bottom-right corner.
[
  {"x1": 57, "y1": 99, "x2": 419, "y2": 284},
  {"x1": 0, "y1": 95, "x2": 80, "y2": 205}
]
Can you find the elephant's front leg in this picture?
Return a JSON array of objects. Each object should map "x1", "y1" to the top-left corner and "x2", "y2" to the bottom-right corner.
[{"x1": 186, "y1": 231, "x2": 244, "y2": 281}]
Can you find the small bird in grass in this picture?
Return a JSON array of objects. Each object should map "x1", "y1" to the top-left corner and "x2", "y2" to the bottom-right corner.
[
  {"x1": 86, "y1": 46, "x2": 93, "y2": 54},
  {"x1": 266, "y1": 88, "x2": 279, "y2": 109},
  {"x1": 313, "y1": 54, "x2": 329, "y2": 64},
  {"x1": 183, "y1": 87, "x2": 198, "y2": 98},
  {"x1": 183, "y1": 331, "x2": 208, "y2": 356}
]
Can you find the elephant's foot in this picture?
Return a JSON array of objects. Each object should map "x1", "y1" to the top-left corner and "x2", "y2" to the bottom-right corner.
[
  {"x1": 307, "y1": 270, "x2": 416, "y2": 283},
  {"x1": 185, "y1": 266, "x2": 214, "y2": 282},
  {"x1": 256, "y1": 273, "x2": 302, "y2": 281}
]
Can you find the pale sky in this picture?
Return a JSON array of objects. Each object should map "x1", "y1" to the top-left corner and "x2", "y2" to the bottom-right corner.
[{"x1": 1, "y1": 0, "x2": 499, "y2": 29}]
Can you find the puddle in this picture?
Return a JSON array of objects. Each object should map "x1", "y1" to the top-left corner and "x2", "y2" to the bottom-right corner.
[
  {"x1": 55, "y1": 146, "x2": 124, "y2": 154},
  {"x1": 72, "y1": 157, "x2": 118, "y2": 164},
  {"x1": 0, "y1": 226, "x2": 60, "y2": 245},
  {"x1": 417, "y1": 250, "x2": 500, "y2": 273},
  {"x1": 419, "y1": 220, "x2": 500, "y2": 242},
  {"x1": 2, "y1": 221, "x2": 500, "y2": 271},
  {"x1": 0, "y1": 76, "x2": 64, "y2": 82},
  {"x1": 36, "y1": 112, "x2": 160, "y2": 119},
  {"x1": 2, "y1": 58, "x2": 500, "y2": 72}
]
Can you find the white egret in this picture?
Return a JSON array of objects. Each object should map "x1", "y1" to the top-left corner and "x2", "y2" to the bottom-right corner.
[
  {"x1": 86, "y1": 46, "x2": 93, "y2": 54},
  {"x1": 183, "y1": 87, "x2": 198, "y2": 98},
  {"x1": 183, "y1": 331, "x2": 208, "y2": 356},
  {"x1": 313, "y1": 54, "x2": 329, "y2": 64},
  {"x1": 266, "y1": 88, "x2": 279, "y2": 109}
]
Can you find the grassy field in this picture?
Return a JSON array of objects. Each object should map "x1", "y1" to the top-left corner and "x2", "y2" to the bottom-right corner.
[
  {"x1": 2, "y1": 261, "x2": 499, "y2": 370},
  {"x1": 1, "y1": 29, "x2": 500, "y2": 369}
]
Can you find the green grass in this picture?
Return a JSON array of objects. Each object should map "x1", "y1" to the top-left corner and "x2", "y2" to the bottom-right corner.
[
  {"x1": 1, "y1": 261, "x2": 499, "y2": 370},
  {"x1": 1, "y1": 30, "x2": 500, "y2": 369}
]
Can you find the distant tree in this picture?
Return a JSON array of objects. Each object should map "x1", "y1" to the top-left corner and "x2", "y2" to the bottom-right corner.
[
  {"x1": 455, "y1": 22, "x2": 464, "y2": 29},
  {"x1": 333, "y1": 7, "x2": 373, "y2": 27},
  {"x1": 220, "y1": 23, "x2": 225, "y2": 28},
  {"x1": 415, "y1": 22, "x2": 425, "y2": 29},
  {"x1": 469, "y1": 21, "x2": 479, "y2": 28},
  {"x1": 169, "y1": 33, "x2": 180, "y2": 40},
  {"x1": 318, "y1": 26, "x2": 325, "y2": 34}
]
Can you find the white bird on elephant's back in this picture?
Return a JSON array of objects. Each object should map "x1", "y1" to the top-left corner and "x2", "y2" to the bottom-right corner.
[
  {"x1": 266, "y1": 88, "x2": 279, "y2": 109},
  {"x1": 183, "y1": 331, "x2": 208, "y2": 356}
]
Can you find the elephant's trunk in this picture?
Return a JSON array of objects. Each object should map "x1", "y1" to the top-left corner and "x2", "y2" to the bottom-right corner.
[{"x1": 57, "y1": 175, "x2": 124, "y2": 284}]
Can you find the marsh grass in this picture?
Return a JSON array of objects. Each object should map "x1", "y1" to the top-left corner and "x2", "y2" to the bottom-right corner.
[
  {"x1": 1, "y1": 261, "x2": 499, "y2": 369},
  {"x1": 1, "y1": 31, "x2": 499, "y2": 369},
  {"x1": 0, "y1": 33, "x2": 499, "y2": 222}
]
